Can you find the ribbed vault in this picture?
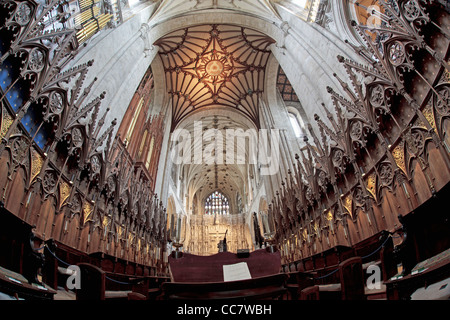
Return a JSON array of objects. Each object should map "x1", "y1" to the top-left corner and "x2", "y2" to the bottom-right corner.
[{"x1": 154, "y1": 24, "x2": 275, "y2": 131}]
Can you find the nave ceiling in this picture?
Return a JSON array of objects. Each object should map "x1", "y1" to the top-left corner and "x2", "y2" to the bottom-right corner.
[{"x1": 154, "y1": 24, "x2": 275, "y2": 130}]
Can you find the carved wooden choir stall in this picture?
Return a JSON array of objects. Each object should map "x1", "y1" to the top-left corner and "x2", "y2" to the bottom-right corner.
[
  {"x1": 0, "y1": 0, "x2": 168, "y2": 300},
  {"x1": 272, "y1": 0, "x2": 450, "y2": 300}
]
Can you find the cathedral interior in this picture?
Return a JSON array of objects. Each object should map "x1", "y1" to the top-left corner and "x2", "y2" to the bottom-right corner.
[{"x1": 0, "y1": 0, "x2": 450, "y2": 304}]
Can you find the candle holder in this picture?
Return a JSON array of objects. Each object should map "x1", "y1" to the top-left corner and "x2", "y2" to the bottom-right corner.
[
  {"x1": 264, "y1": 232, "x2": 277, "y2": 253},
  {"x1": 171, "y1": 242, "x2": 183, "y2": 259}
]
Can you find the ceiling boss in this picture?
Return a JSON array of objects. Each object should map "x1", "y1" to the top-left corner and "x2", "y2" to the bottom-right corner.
[{"x1": 194, "y1": 28, "x2": 233, "y2": 99}]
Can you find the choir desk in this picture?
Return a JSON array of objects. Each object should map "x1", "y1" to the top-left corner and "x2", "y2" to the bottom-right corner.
[
  {"x1": 385, "y1": 247, "x2": 450, "y2": 300},
  {"x1": 160, "y1": 248, "x2": 287, "y2": 300}
]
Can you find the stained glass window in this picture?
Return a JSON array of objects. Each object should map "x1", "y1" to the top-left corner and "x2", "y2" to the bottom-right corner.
[{"x1": 205, "y1": 191, "x2": 230, "y2": 215}]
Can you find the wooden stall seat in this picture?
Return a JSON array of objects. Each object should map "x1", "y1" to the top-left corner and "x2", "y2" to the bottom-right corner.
[
  {"x1": 285, "y1": 231, "x2": 396, "y2": 300},
  {"x1": 0, "y1": 204, "x2": 56, "y2": 300},
  {"x1": 285, "y1": 272, "x2": 300, "y2": 300},
  {"x1": 299, "y1": 257, "x2": 365, "y2": 300},
  {"x1": 385, "y1": 247, "x2": 450, "y2": 300},
  {"x1": 76, "y1": 263, "x2": 106, "y2": 300},
  {"x1": 127, "y1": 292, "x2": 147, "y2": 300},
  {"x1": 339, "y1": 257, "x2": 365, "y2": 300},
  {"x1": 0, "y1": 265, "x2": 56, "y2": 300},
  {"x1": 43, "y1": 241, "x2": 168, "y2": 299},
  {"x1": 76, "y1": 263, "x2": 156, "y2": 300}
]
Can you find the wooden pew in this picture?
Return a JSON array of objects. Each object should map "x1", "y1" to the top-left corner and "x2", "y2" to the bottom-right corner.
[
  {"x1": 160, "y1": 273, "x2": 287, "y2": 300},
  {"x1": 160, "y1": 248, "x2": 286, "y2": 300},
  {"x1": 167, "y1": 249, "x2": 282, "y2": 282}
]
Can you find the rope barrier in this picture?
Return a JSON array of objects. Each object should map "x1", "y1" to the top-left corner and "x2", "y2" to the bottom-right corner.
[
  {"x1": 105, "y1": 276, "x2": 135, "y2": 285},
  {"x1": 314, "y1": 267, "x2": 339, "y2": 280},
  {"x1": 361, "y1": 235, "x2": 393, "y2": 260},
  {"x1": 44, "y1": 245, "x2": 71, "y2": 267}
]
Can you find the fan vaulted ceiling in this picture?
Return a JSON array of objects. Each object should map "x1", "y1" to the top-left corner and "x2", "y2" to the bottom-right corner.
[{"x1": 154, "y1": 24, "x2": 275, "y2": 130}]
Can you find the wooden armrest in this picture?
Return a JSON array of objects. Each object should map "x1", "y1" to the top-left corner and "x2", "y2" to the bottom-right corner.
[
  {"x1": 317, "y1": 283, "x2": 342, "y2": 292},
  {"x1": 300, "y1": 285, "x2": 320, "y2": 300},
  {"x1": 128, "y1": 292, "x2": 147, "y2": 300},
  {"x1": 105, "y1": 290, "x2": 131, "y2": 299},
  {"x1": 362, "y1": 260, "x2": 381, "y2": 270}
]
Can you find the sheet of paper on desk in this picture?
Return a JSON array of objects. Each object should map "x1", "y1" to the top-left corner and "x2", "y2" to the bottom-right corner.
[{"x1": 223, "y1": 262, "x2": 252, "y2": 282}]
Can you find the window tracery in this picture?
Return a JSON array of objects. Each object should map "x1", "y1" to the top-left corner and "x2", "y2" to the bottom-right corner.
[{"x1": 205, "y1": 191, "x2": 230, "y2": 215}]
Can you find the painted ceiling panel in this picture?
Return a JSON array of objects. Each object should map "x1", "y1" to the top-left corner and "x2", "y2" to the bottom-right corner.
[{"x1": 155, "y1": 24, "x2": 275, "y2": 130}]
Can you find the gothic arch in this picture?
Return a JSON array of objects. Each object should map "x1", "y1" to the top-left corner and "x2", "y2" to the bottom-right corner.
[{"x1": 166, "y1": 195, "x2": 177, "y2": 240}]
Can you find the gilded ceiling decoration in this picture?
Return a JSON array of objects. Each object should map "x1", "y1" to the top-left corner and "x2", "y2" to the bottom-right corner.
[{"x1": 154, "y1": 24, "x2": 275, "y2": 130}]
